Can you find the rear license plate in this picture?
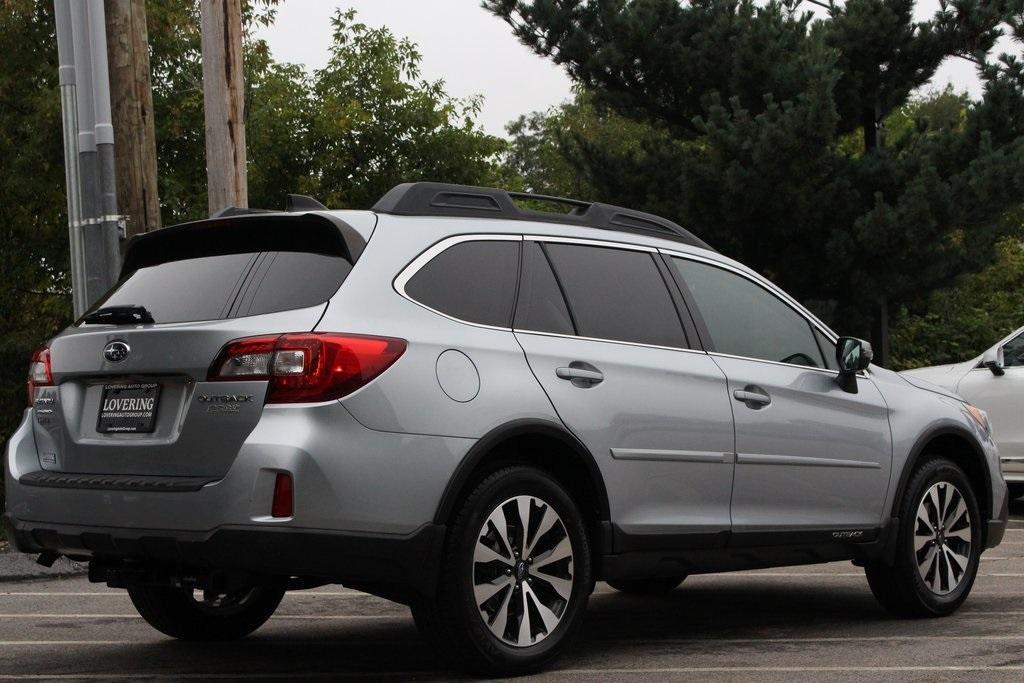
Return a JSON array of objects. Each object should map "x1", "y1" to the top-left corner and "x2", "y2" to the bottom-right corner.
[{"x1": 97, "y1": 383, "x2": 161, "y2": 434}]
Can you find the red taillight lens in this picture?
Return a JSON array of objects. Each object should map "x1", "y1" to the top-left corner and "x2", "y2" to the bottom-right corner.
[
  {"x1": 208, "y1": 333, "x2": 407, "y2": 403},
  {"x1": 27, "y1": 346, "x2": 53, "y2": 405},
  {"x1": 271, "y1": 472, "x2": 293, "y2": 518}
]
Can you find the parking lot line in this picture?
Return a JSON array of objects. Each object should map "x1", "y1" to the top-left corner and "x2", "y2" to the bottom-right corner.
[
  {"x1": 4, "y1": 634, "x2": 1024, "y2": 646},
  {"x1": 553, "y1": 666, "x2": 1024, "y2": 674},
  {"x1": 0, "y1": 614, "x2": 403, "y2": 620}
]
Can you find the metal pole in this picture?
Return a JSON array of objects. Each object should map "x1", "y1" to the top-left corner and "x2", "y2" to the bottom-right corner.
[
  {"x1": 69, "y1": 0, "x2": 119, "y2": 309},
  {"x1": 54, "y1": 0, "x2": 86, "y2": 317},
  {"x1": 86, "y1": 0, "x2": 121, "y2": 287}
]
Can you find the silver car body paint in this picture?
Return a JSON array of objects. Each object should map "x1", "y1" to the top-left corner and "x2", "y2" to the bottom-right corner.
[{"x1": 5, "y1": 209, "x2": 1007, "y2": 565}]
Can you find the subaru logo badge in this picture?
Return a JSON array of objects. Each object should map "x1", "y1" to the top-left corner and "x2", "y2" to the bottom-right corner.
[{"x1": 103, "y1": 341, "x2": 130, "y2": 363}]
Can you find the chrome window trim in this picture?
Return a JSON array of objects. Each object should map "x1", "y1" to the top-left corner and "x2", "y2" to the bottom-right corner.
[
  {"x1": 524, "y1": 234, "x2": 659, "y2": 253},
  {"x1": 392, "y1": 233, "x2": 522, "y2": 332},
  {"x1": 660, "y1": 248, "x2": 870, "y2": 376},
  {"x1": 512, "y1": 327, "x2": 708, "y2": 356}
]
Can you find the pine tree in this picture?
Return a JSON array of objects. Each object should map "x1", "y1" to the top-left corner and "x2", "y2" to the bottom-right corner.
[{"x1": 486, "y1": 0, "x2": 1024, "y2": 365}]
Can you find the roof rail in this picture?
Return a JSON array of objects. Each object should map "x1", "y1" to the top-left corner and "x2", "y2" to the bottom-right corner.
[{"x1": 372, "y1": 182, "x2": 713, "y2": 250}]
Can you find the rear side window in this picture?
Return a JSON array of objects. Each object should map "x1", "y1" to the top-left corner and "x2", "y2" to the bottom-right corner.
[
  {"x1": 404, "y1": 240, "x2": 521, "y2": 327},
  {"x1": 514, "y1": 241, "x2": 574, "y2": 335},
  {"x1": 236, "y1": 252, "x2": 353, "y2": 317},
  {"x1": 88, "y1": 251, "x2": 350, "y2": 324},
  {"x1": 671, "y1": 257, "x2": 826, "y2": 368},
  {"x1": 543, "y1": 243, "x2": 687, "y2": 348}
]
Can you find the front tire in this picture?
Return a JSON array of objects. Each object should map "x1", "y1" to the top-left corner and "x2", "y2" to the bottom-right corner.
[
  {"x1": 865, "y1": 457, "x2": 981, "y2": 617},
  {"x1": 412, "y1": 466, "x2": 592, "y2": 676},
  {"x1": 128, "y1": 582, "x2": 285, "y2": 640}
]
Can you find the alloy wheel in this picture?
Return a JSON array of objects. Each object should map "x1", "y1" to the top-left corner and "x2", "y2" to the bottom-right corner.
[
  {"x1": 472, "y1": 495, "x2": 574, "y2": 647},
  {"x1": 914, "y1": 481, "x2": 973, "y2": 595}
]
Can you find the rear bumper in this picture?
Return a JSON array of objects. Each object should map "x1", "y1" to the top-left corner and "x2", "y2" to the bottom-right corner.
[
  {"x1": 6, "y1": 403, "x2": 471, "y2": 535},
  {"x1": 4, "y1": 513, "x2": 444, "y2": 597}
]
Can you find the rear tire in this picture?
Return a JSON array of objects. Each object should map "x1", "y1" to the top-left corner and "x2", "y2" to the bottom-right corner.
[
  {"x1": 607, "y1": 576, "x2": 686, "y2": 595},
  {"x1": 864, "y1": 457, "x2": 981, "y2": 617},
  {"x1": 411, "y1": 466, "x2": 592, "y2": 676},
  {"x1": 128, "y1": 582, "x2": 285, "y2": 640}
]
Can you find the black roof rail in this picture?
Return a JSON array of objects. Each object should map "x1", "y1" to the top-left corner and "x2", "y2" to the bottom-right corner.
[{"x1": 372, "y1": 182, "x2": 713, "y2": 251}]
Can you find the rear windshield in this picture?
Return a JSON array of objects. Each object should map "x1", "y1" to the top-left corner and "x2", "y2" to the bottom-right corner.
[{"x1": 83, "y1": 251, "x2": 352, "y2": 324}]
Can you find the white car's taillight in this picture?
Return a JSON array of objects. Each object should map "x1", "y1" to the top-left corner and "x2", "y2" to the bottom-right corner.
[
  {"x1": 208, "y1": 333, "x2": 407, "y2": 403},
  {"x1": 27, "y1": 346, "x2": 53, "y2": 406}
]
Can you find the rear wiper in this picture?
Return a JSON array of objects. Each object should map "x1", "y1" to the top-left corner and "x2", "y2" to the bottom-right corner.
[{"x1": 82, "y1": 305, "x2": 155, "y2": 325}]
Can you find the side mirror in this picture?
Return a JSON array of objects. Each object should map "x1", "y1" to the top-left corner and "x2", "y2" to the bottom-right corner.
[
  {"x1": 836, "y1": 337, "x2": 872, "y2": 393},
  {"x1": 982, "y1": 346, "x2": 1005, "y2": 376}
]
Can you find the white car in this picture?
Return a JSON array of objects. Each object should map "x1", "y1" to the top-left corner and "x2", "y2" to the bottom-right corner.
[{"x1": 903, "y1": 325, "x2": 1024, "y2": 498}]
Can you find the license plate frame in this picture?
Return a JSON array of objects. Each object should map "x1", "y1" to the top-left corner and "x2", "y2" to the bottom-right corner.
[{"x1": 97, "y1": 382, "x2": 161, "y2": 434}]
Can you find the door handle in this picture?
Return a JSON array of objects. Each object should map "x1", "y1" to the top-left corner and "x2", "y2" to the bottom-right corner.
[
  {"x1": 733, "y1": 388, "x2": 771, "y2": 407},
  {"x1": 556, "y1": 365, "x2": 604, "y2": 386}
]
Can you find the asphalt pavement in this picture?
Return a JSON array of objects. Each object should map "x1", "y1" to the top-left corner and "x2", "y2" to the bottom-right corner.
[{"x1": 2, "y1": 503, "x2": 1023, "y2": 681}]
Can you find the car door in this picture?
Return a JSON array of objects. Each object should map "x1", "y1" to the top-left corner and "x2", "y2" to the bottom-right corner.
[
  {"x1": 666, "y1": 253, "x2": 893, "y2": 537},
  {"x1": 958, "y1": 328, "x2": 1024, "y2": 475},
  {"x1": 514, "y1": 239, "x2": 735, "y2": 545}
]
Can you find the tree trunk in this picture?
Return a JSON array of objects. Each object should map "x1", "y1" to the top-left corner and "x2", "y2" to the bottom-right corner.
[
  {"x1": 863, "y1": 102, "x2": 890, "y2": 367},
  {"x1": 105, "y1": 0, "x2": 160, "y2": 237},
  {"x1": 200, "y1": 0, "x2": 247, "y2": 214},
  {"x1": 870, "y1": 298, "x2": 891, "y2": 368}
]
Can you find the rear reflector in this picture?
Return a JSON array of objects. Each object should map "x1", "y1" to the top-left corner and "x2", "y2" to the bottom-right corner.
[
  {"x1": 27, "y1": 346, "x2": 53, "y2": 406},
  {"x1": 208, "y1": 333, "x2": 407, "y2": 403},
  {"x1": 271, "y1": 472, "x2": 293, "y2": 518}
]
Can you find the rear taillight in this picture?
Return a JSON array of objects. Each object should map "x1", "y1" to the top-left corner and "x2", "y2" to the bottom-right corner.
[
  {"x1": 208, "y1": 333, "x2": 407, "y2": 403},
  {"x1": 27, "y1": 346, "x2": 53, "y2": 406}
]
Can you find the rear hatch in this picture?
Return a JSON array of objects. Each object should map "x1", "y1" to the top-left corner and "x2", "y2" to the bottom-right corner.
[{"x1": 31, "y1": 212, "x2": 368, "y2": 479}]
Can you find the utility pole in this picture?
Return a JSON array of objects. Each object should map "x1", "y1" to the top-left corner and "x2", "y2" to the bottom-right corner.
[
  {"x1": 56, "y1": 0, "x2": 121, "y2": 316},
  {"x1": 54, "y1": 0, "x2": 86, "y2": 317},
  {"x1": 105, "y1": 0, "x2": 161, "y2": 238},
  {"x1": 200, "y1": 0, "x2": 248, "y2": 215}
]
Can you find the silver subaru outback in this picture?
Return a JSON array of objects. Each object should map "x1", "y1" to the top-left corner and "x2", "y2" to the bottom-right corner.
[{"x1": 4, "y1": 183, "x2": 1008, "y2": 675}]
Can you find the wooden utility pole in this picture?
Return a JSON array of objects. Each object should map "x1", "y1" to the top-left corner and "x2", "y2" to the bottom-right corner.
[
  {"x1": 105, "y1": 0, "x2": 161, "y2": 237},
  {"x1": 200, "y1": 0, "x2": 248, "y2": 214}
]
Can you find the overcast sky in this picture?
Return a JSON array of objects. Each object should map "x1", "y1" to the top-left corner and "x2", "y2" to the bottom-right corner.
[{"x1": 259, "y1": 1, "x2": 993, "y2": 137}]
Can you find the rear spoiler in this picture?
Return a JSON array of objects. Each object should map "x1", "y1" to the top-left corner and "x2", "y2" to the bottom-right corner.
[{"x1": 120, "y1": 212, "x2": 367, "y2": 278}]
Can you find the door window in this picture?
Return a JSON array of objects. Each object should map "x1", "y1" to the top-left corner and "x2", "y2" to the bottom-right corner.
[
  {"x1": 671, "y1": 257, "x2": 826, "y2": 368},
  {"x1": 404, "y1": 239, "x2": 521, "y2": 327},
  {"x1": 814, "y1": 328, "x2": 840, "y2": 371},
  {"x1": 513, "y1": 241, "x2": 575, "y2": 335},
  {"x1": 1004, "y1": 331, "x2": 1024, "y2": 368},
  {"x1": 543, "y1": 243, "x2": 687, "y2": 348}
]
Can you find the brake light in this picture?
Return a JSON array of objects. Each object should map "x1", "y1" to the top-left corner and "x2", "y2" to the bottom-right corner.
[
  {"x1": 27, "y1": 346, "x2": 53, "y2": 406},
  {"x1": 208, "y1": 333, "x2": 407, "y2": 403}
]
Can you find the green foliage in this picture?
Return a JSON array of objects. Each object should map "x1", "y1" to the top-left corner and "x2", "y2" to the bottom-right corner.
[
  {"x1": 891, "y1": 229, "x2": 1024, "y2": 371},
  {"x1": 0, "y1": 1, "x2": 73, "y2": 463},
  {"x1": 487, "y1": 0, "x2": 1024, "y2": 351},
  {"x1": 302, "y1": 11, "x2": 505, "y2": 209}
]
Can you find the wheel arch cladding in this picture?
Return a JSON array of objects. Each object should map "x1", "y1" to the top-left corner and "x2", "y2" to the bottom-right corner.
[
  {"x1": 433, "y1": 419, "x2": 610, "y2": 544},
  {"x1": 895, "y1": 426, "x2": 991, "y2": 538}
]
